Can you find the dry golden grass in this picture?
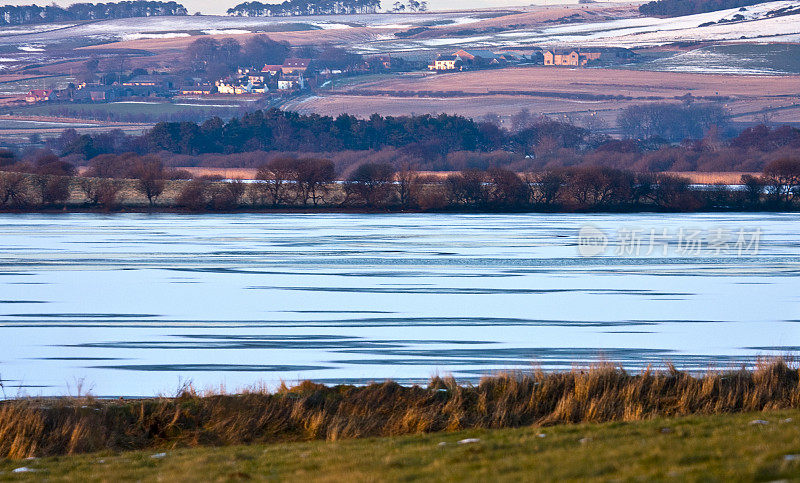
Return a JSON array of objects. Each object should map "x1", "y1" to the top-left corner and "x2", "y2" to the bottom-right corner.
[
  {"x1": 179, "y1": 167, "x2": 258, "y2": 179},
  {"x1": 668, "y1": 172, "x2": 759, "y2": 184},
  {"x1": 173, "y1": 169, "x2": 758, "y2": 183},
  {"x1": 2, "y1": 359, "x2": 799, "y2": 460}
]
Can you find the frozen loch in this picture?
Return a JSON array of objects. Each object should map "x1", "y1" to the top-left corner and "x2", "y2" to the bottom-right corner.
[{"x1": 0, "y1": 212, "x2": 798, "y2": 396}]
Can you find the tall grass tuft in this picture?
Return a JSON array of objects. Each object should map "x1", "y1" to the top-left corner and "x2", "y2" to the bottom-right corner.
[{"x1": 1, "y1": 359, "x2": 799, "y2": 459}]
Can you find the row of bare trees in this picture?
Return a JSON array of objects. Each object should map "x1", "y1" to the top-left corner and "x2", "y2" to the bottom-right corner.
[
  {"x1": 230, "y1": 156, "x2": 800, "y2": 212},
  {"x1": 0, "y1": 151, "x2": 188, "y2": 210},
  {"x1": 0, "y1": 172, "x2": 127, "y2": 210},
  {"x1": 3, "y1": 155, "x2": 799, "y2": 212}
]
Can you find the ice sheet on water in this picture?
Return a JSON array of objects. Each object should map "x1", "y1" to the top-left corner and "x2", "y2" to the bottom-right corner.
[{"x1": 0, "y1": 212, "x2": 799, "y2": 396}]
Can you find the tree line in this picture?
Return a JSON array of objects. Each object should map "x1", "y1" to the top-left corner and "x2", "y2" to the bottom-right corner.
[
  {"x1": 2, "y1": 150, "x2": 799, "y2": 212},
  {"x1": 226, "y1": 0, "x2": 380, "y2": 16},
  {"x1": 617, "y1": 103, "x2": 729, "y2": 141},
  {"x1": 0, "y1": 1, "x2": 187, "y2": 25},
  {"x1": 48, "y1": 105, "x2": 800, "y2": 173},
  {"x1": 53, "y1": 108, "x2": 595, "y2": 159}
]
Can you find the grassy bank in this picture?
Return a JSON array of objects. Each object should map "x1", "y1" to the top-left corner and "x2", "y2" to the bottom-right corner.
[
  {"x1": 2, "y1": 361, "x2": 800, "y2": 461},
  {"x1": 2, "y1": 410, "x2": 800, "y2": 481}
]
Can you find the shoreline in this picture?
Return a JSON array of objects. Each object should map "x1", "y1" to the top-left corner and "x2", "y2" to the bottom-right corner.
[
  {"x1": 2, "y1": 360, "x2": 798, "y2": 460},
  {"x1": 0, "y1": 206, "x2": 797, "y2": 215}
]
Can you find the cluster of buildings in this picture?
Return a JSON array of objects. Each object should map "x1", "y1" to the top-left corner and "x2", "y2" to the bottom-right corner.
[
  {"x1": 428, "y1": 49, "x2": 519, "y2": 71},
  {"x1": 25, "y1": 75, "x2": 180, "y2": 103},
  {"x1": 22, "y1": 59, "x2": 318, "y2": 104},
  {"x1": 215, "y1": 58, "x2": 311, "y2": 95},
  {"x1": 427, "y1": 47, "x2": 634, "y2": 72},
  {"x1": 21, "y1": 47, "x2": 635, "y2": 105}
]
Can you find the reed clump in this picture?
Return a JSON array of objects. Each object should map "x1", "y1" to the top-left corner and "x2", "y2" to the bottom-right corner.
[{"x1": 1, "y1": 359, "x2": 799, "y2": 459}]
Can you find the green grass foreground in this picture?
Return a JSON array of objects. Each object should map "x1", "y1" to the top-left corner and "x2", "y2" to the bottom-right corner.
[{"x1": 2, "y1": 410, "x2": 800, "y2": 481}]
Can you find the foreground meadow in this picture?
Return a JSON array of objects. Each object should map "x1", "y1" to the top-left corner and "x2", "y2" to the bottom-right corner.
[{"x1": 2, "y1": 410, "x2": 800, "y2": 481}]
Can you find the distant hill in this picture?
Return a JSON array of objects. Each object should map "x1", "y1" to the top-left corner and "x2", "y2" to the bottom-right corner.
[
  {"x1": 0, "y1": 1, "x2": 187, "y2": 26},
  {"x1": 639, "y1": 0, "x2": 771, "y2": 16}
]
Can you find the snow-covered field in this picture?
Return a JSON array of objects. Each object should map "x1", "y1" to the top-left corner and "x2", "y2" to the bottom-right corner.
[
  {"x1": 0, "y1": 2, "x2": 797, "y2": 51},
  {"x1": 383, "y1": 0, "x2": 800, "y2": 51},
  {"x1": 0, "y1": 22, "x2": 76, "y2": 37},
  {"x1": 0, "y1": 2, "x2": 797, "y2": 76},
  {"x1": 630, "y1": 45, "x2": 797, "y2": 75},
  {"x1": 120, "y1": 32, "x2": 192, "y2": 41},
  {"x1": 0, "y1": 2, "x2": 796, "y2": 52}
]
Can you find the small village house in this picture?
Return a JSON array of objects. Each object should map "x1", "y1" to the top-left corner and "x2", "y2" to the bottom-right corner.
[
  {"x1": 429, "y1": 54, "x2": 461, "y2": 71},
  {"x1": 122, "y1": 75, "x2": 175, "y2": 89},
  {"x1": 89, "y1": 90, "x2": 109, "y2": 102},
  {"x1": 543, "y1": 50, "x2": 602, "y2": 67},
  {"x1": 261, "y1": 64, "x2": 283, "y2": 76},
  {"x1": 374, "y1": 55, "x2": 392, "y2": 69},
  {"x1": 215, "y1": 79, "x2": 252, "y2": 95},
  {"x1": 453, "y1": 49, "x2": 503, "y2": 66},
  {"x1": 180, "y1": 84, "x2": 213, "y2": 95},
  {"x1": 281, "y1": 58, "x2": 311, "y2": 74},
  {"x1": 215, "y1": 67, "x2": 269, "y2": 95},
  {"x1": 237, "y1": 67, "x2": 265, "y2": 84},
  {"x1": 25, "y1": 89, "x2": 52, "y2": 103},
  {"x1": 429, "y1": 49, "x2": 514, "y2": 71},
  {"x1": 277, "y1": 73, "x2": 306, "y2": 90}
]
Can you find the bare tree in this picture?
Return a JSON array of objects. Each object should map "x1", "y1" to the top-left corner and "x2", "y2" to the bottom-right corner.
[
  {"x1": 345, "y1": 162, "x2": 396, "y2": 207},
  {"x1": 32, "y1": 174, "x2": 71, "y2": 207},
  {"x1": 487, "y1": 168, "x2": 529, "y2": 208},
  {"x1": 0, "y1": 172, "x2": 29, "y2": 208},
  {"x1": 129, "y1": 157, "x2": 166, "y2": 207},
  {"x1": 294, "y1": 158, "x2": 335, "y2": 206},
  {"x1": 396, "y1": 163, "x2": 421, "y2": 210},
  {"x1": 176, "y1": 180, "x2": 208, "y2": 211},
  {"x1": 256, "y1": 157, "x2": 297, "y2": 206},
  {"x1": 78, "y1": 178, "x2": 124, "y2": 210},
  {"x1": 763, "y1": 157, "x2": 800, "y2": 207},
  {"x1": 525, "y1": 170, "x2": 564, "y2": 206}
]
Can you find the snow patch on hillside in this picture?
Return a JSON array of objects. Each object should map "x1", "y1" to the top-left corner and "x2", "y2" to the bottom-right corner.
[{"x1": 121, "y1": 32, "x2": 191, "y2": 41}]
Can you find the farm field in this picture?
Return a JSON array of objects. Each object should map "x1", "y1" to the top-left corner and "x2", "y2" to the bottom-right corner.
[
  {"x1": 285, "y1": 66, "x2": 800, "y2": 127},
  {"x1": 18, "y1": 100, "x2": 246, "y2": 116},
  {"x1": 0, "y1": 75, "x2": 74, "y2": 96},
  {"x1": 0, "y1": 115, "x2": 151, "y2": 142}
]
